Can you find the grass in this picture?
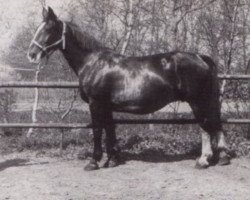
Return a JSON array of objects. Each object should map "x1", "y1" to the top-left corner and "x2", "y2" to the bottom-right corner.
[{"x1": 0, "y1": 109, "x2": 249, "y2": 161}]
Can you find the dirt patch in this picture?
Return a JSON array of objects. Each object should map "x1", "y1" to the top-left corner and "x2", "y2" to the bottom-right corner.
[{"x1": 0, "y1": 152, "x2": 250, "y2": 200}]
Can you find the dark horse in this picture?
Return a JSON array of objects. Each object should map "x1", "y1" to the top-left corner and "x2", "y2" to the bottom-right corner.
[{"x1": 27, "y1": 7, "x2": 230, "y2": 170}]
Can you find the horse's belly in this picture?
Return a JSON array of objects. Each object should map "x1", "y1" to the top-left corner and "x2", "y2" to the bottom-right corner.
[
  {"x1": 111, "y1": 86, "x2": 174, "y2": 114},
  {"x1": 112, "y1": 103, "x2": 167, "y2": 114}
]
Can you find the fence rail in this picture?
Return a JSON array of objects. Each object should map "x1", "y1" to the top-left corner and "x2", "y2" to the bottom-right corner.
[
  {"x1": 0, "y1": 74, "x2": 250, "y2": 88},
  {"x1": 0, "y1": 74, "x2": 249, "y2": 128},
  {"x1": 0, "y1": 119, "x2": 249, "y2": 129},
  {"x1": 0, "y1": 81, "x2": 78, "y2": 88},
  {"x1": 218, "y1": 74, "x2": 250, "y2": 80}
]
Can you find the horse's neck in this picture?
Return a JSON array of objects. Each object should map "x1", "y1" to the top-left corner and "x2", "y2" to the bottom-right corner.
[{"x1": 61, "y1": 43, "x2": 91, "y2": 76}]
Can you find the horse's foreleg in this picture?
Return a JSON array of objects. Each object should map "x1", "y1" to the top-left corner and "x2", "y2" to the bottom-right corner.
[
  {"x1": 103, "y1": 112, "x2": 121, "y2": 168},
  {"x1": 84, "y1": 101, "x2": 104, "y2": 171}
]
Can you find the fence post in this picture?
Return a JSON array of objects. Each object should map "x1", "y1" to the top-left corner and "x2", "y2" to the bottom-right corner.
[
  {"x1": 247, "y1": 105, "x2": 250, "y2": 140},
  {"x1": 246, "y1": 66, "x2": 250, "y2": 139},
  {"x1": 148, "y1": 114, "x2": 154, "y2": 130},
  {"x1": 248, "y1": 124, "x2": 250, "y2": 140},
  {"x1": 60, "y1": 129, "x2": 65, "y2": 157}
]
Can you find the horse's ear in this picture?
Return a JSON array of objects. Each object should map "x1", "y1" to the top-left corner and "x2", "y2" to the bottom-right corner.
[
  {"x1": 42, "y1": 6, "x2": 48, "y2": 20},
  {"x1": 42, "y1": 6, "x2": 57, "y2": 22}
]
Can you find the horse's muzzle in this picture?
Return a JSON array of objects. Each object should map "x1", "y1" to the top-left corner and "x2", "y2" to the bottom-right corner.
[{"x1": 27, "y1": 51, "x2": 41, "y2": 64}]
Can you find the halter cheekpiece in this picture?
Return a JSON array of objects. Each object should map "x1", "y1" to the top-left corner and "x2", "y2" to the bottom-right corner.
[{"x1": 31, "y1": 21, "x2": 67, "y2": 52}]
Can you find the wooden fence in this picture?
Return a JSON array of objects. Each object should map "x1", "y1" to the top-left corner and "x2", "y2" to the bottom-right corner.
[{"x1": 0, "y1": 74, "x2": 249, "y2": 129}]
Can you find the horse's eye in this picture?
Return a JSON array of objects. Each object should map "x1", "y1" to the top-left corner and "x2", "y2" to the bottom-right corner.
[{"x1": 46, "y1": 21, "x2": 56, "y2": 30}]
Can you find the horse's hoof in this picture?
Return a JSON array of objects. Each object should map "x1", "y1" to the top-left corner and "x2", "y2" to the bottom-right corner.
[
  {"x1": 195, "y1": 158, "x2": 209, "y2": 169},
  {"x1": 218, "y1": 155, "x2": 230, "y2": 166},
  {"x1": 103, "y1": 155, "x2": 125, "y2": 168},
  {"x1": 103, "y1": 158, "x2": 119, "y2": 168},
  {"x1": 217, "y1": 151, "x2": 230, "y2": 166},
  {"x1": 109, "y1": 159, "x2": 119, "y2": 168},
  {"x1": 84, "y1": 161, "x2": 99, "y2": 171}
]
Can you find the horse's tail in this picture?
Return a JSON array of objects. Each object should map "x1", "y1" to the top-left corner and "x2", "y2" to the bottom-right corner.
[{"x1": 200, "y1": 55, "x2": 220, "y2": 99}]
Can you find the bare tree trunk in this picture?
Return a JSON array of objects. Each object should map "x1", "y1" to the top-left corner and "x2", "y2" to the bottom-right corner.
[
  {"x1": 148, "y1": 0, "x2": 156, "y2": 131},
  {"x1": 220, "y1": 0, "x2": 240, "y2": 103},
  {"x1": 59, "y1": 90, "x2": 78, "y2": 155},
  {"x1": 2, "y1": 106, "x2": 10, "y2": 135},
  {"x1": 26, "y1": 64, "x2": 41, "y2": 138},
  {"x1": 248, "y1": 104, "x2": 250, "y2": 140},
  {"x1": 247, "y1": 60, "x2": 250, "y2": 140},
  {"x1": 120, "y1": 0, "x2": 133, "y2": 55}
]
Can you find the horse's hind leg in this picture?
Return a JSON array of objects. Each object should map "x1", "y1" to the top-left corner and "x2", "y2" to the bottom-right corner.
[
  {"x1": 191, "y1": 102, "x2": 214, "y2": 168},
  {"x1": 189, "y1": 102, "x2": 230, "y2": 168},
  {"x1": 216, "y1": 130, "x2": 230, "y2": 165}
]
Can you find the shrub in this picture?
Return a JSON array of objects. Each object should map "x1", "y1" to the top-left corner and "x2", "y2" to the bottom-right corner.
[{"x1": 0, "y1": 89, "x2": 18, "y2": 136}]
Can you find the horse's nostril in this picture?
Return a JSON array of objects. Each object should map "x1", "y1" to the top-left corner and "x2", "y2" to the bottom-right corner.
[{"x1": 30, "y1": 53, "x2": 36, "y2": 59}]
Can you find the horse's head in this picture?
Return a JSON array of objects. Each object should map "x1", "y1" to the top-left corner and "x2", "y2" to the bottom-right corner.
[{"x1": 27, "y1": 6, "x2": 66, "y2": 63}]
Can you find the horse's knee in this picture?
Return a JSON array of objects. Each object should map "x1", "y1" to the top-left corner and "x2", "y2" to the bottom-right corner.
[{"x1": 190, "y1": 102, "x2": 221, "y2": 133}]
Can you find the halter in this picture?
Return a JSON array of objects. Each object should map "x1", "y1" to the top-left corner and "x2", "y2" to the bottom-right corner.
[{"x1": 31, "y1": 21, "x2": 67, "y2": 53}]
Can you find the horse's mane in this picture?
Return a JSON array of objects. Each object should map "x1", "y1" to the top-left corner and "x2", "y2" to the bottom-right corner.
[{"x1": 66, "y1": 21, "x2": 107, "y2": 51}]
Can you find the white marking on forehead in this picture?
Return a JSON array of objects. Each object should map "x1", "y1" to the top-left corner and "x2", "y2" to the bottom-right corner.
[{"x1": 33, "y1": 22, "x2": 46, "y2": 40}]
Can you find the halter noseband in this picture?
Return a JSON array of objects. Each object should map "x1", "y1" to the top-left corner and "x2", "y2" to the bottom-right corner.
[{"x1": 31, "y1": 22, "x2": 67, "y2": 53}]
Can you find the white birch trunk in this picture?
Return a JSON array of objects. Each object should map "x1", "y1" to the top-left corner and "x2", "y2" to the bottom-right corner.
[
  {"x1": 26, "y1": 64, "x2": 40, "y2": 137},
  {"x1": 247, "y1": 61, "x2": 250, "y2": 140},
  {"x1": 248, "y1": 102, "x2": 250, "y2": 140},
  {"x1": 120, "y1": 0, "x2": 133, "y2": 55}
]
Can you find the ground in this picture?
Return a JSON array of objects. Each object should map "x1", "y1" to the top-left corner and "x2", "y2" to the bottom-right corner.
[{"x1": 0, "y1": 152, "x2": 250, "y2": 200}]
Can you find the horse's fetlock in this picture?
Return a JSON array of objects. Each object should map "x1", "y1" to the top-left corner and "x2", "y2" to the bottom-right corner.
[{"x1": 93, "y1": 151, "x2": 103, "y2": 161}]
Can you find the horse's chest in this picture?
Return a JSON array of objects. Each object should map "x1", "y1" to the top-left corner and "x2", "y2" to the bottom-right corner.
[{"x1": 79, "y1": 69, "x2": 110, "y2": 100}]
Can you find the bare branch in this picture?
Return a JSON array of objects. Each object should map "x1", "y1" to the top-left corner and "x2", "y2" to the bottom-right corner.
[{"x1": 61, "y1": 90, "x2": 78, "y2": 120}]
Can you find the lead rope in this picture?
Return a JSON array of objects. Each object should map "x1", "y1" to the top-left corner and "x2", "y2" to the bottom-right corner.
[{"x1": 62, "y1": 22, "x2": 66, "y2": 50}]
